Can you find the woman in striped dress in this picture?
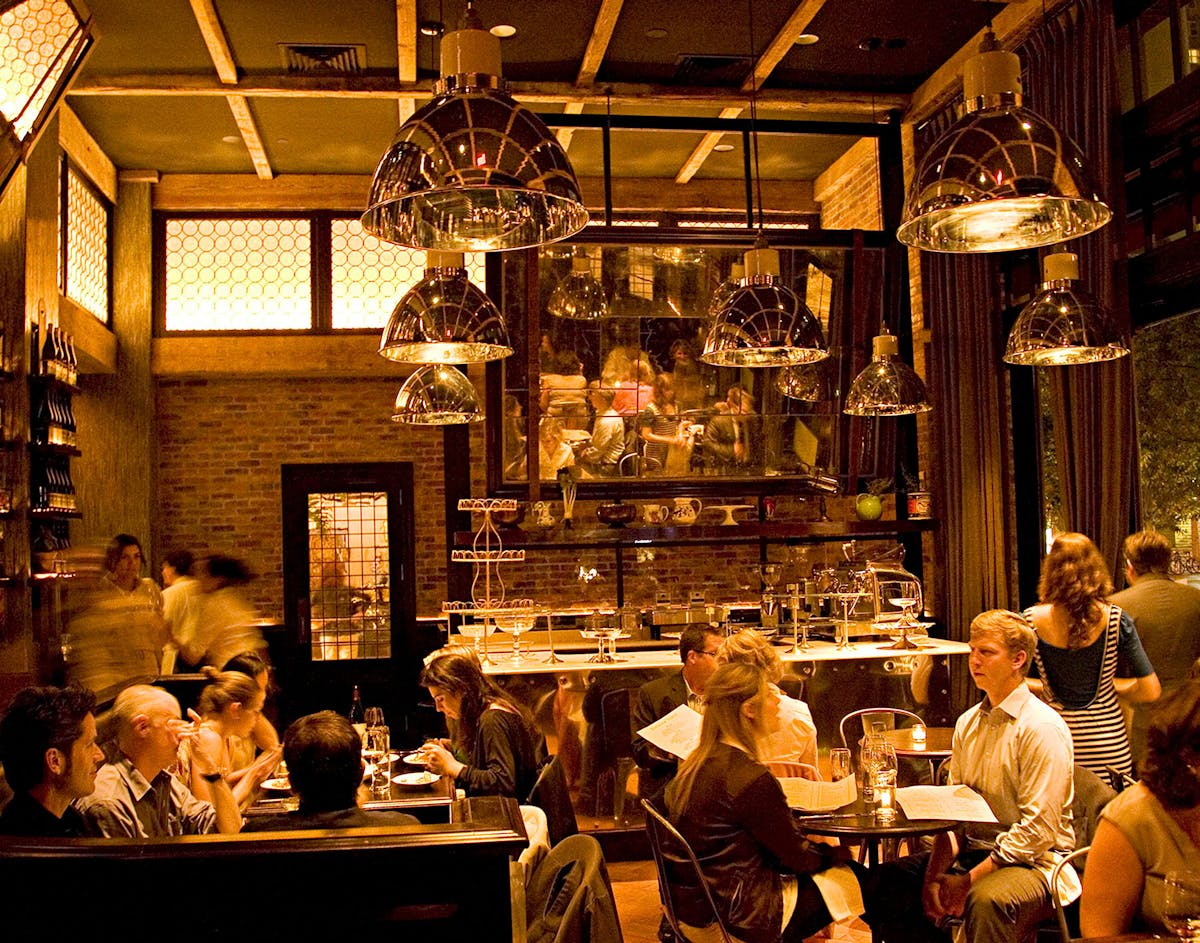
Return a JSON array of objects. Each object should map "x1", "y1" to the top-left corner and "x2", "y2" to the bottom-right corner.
[{"x1": 1024, "y1": 532, "x2": 1161, "y2": 777}]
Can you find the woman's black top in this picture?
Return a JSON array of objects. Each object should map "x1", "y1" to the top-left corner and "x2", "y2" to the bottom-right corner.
[{"x1": 456, "y1": 705, "x2": 545, "y2": 799}]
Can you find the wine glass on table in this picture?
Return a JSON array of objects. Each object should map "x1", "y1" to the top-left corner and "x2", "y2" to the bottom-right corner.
[
  {"x1": 829, "y1": 748, "x2": 852, "y2": 783},
  {"x1": 363, "y1": 707, "x2": 390, "y2": 799},
  {"x1": 1164, "y1": 871, "x2": 1200, "y2": 942}
]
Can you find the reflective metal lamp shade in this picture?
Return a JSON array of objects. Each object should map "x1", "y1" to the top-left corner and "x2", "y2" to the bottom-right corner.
[
  {"x1": 776, "y1": 361, "x2": 830, "y2": 401},
  {"x1": 701, "y1": 245, "x2": 828, "y2": 368},
  {"x1": 548, "y1": 255, "x2": 608, "y2": 320},
  {"x1": 1004, "y1": 252, "x2": 1129, "y2": 365},
  {"x1": 378, "y1": 252, "x2": 512, "y2": 364},
  {"x1": 361, "y1": 16, "x2": 587, "y2": 251},
  {"x1": 392, "y1": 365, "x2": 483, "y2": 425},
  {"x1": 844, "y1": 332, "x2": 932, "y2": 416},
  {"x1": 897, "y1": 36, "x2": 1111, "y2": 253}
]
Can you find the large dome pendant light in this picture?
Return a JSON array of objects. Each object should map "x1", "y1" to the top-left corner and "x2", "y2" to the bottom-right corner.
[
  {"x1": 700, "y1": 0, "x2": 828, "y2": 369},
  {"x1": 897, "y1": 30, "x2": 1111, "y2": 253},
  {"x1": 378, "y1": 251, "x2": 513, "y2": 364},
  {"x1": 362, "y1": 2, "x2": 588, "y2": 251},
  {"x1": 1004, "y1": 252, "x2": 1130, "y2": 365},
  {"x1": 547, "y1": 250, "x2": 608, "y2": 320},
  {"x1": 844, "y1": 328, "x2": 932, "y2": 416}
]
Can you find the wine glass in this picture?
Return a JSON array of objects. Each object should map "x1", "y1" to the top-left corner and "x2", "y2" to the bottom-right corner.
[
  {"x1": 494, "y1": 609, "x2": 536, "y2": 662},
  {"x1": 1164, "y1": 870, "x2": 1200, "y2": 941},
  {"x1": 829, "y1": 748, "x2": 852, "y2": 782},
  {"x1": 859, "y1": 733, "x2": 894, "y2": 801},
  {"x1": 362, "y1": 707, "x2": 390, "y2": 799}
]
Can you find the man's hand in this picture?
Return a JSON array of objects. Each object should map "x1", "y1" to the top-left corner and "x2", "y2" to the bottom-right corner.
[{"x1": 244, "y1": 746, "x2": 283, "y2": 789}]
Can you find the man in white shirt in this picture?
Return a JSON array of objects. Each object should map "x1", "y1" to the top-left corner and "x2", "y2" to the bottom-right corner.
[
  {"x1": 868, "y1": 609, "x2": 1077, "y2": 943},
  {"x1": 578, "y1": 386, "x2": 626, "y2": 477},
  {"x1": 161, "y1": 549, "x2": 202, "y2": 670}
]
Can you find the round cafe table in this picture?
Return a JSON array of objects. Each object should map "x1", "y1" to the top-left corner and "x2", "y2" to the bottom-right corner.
[
  {"x1": 881, "y1": 726, "x2": 955, "y2": 760},
  {"x1": 794, "y1": 796, "x2": 957, "y2": 869}
]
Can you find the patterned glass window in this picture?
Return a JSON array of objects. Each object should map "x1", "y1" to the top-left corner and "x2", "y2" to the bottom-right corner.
[
  {"x1": 64, "y1": 165, "x2": 109, "y2": 321},
  {"x1": 330, "y1": 218, "x2": 486, "y2": 329},
  {"x1": 308, "y1": 491, "x2": 391, "y2": 660},
  {"x1": 164, "y1": 218, "x2": 312, "y2": 331},
  {"x1": 0, "y1": 0, "x2": 86, "y2": 141}
]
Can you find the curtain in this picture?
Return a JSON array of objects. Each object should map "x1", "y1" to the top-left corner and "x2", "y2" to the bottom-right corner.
[{"x1": 1021, "y1": 0, "x2": 1138, "y2": 578}]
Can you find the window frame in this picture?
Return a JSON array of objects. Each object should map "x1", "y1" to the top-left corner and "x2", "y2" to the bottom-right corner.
[{"x1": 58, "y1": 154, "x2": 112, "y2": 326}]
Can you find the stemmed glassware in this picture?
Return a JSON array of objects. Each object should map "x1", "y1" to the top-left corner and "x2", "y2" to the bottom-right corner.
[
  {"x1": 829, "y1": 747, "x2": 852, "y2": 782},
  {"x1": 884, "y1": 596, "x2": 923, "y2": 650},
  {"x1": 826, "y1": 572, "x2": 868, "y2": 649},
  {"x1": 457, "y1": 616, "x2": 496, "y2": 664},
  {"x1": 493, "y1": 604, "x2": 536, "y2": 663},
  {"x1": 1164, "y1": 870, "x2": 1200, "y2": 941},
  {"x1": 787, "y1": 582, "x2": 810, "y2": 653},
  {"x1": 858, "y1": 732, "x2": 896, "y2": 803},
  {"x1": 362, "y1": 707, "x2": 391, "y2": 799}
]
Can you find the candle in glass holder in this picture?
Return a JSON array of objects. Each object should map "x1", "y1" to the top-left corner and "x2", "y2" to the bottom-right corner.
[
  {"x1": 874, "y1": 769, "x2": 897, "y2": 819},
  {"x1": 912, "y1": 723, "x2": 927, "y2": 745}
]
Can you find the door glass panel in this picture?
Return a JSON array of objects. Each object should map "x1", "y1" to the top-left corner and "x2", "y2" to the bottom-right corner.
[{"x1": 308, "y1": 491, "x2": 390, "y2": 660}]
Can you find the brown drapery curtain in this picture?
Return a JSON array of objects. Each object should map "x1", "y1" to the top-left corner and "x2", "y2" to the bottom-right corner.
[{"x1": 1020, "y1": 0, "x2": 1139, "y2": 579}]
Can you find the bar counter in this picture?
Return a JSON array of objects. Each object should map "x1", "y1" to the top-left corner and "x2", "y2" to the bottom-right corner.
[{"x1": 475, "y1": 635, "x2": 969, "y2": 675}]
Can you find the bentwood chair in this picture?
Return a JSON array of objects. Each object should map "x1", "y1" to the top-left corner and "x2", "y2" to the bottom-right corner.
[
  {"x1": 641, "y1": 798, "x2": 737, "y2": 943},
  {"x1": 839, "y1": 707, "x2": 932, "y2": 783},
  {"x1": 1050, "y1": 845, "x2": 1089, "y2": 943}
]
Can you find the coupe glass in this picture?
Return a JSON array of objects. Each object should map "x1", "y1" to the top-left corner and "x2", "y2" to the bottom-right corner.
[
  {"x1": 1164, "y1": 870, "x2": 1200, "y2": 941},
  {"x1": 494, "y1": 610, "x2": 536, "y2": 662},
  {"x1": 457, "y1": 618, "x2": 496, "y2": 663}
]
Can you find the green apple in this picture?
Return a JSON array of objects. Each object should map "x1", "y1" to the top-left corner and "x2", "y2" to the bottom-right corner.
[{"x1": 855, "y1": 493, "x2": 883, "y2": 521}]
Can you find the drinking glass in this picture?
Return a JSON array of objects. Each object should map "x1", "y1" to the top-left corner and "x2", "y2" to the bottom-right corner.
[
  {"x1": 859, "y1": 734, "x2": 894, "y2": 801},
  {"x1": 1164, "y1": 870, "x2": 1200, "y2": 941},
  {"x1": 829, "y1": 748, "x2": 852, "y2": 782},
  {"x1": 363, "y1": 707, "x2": 390, "y2": 799}
]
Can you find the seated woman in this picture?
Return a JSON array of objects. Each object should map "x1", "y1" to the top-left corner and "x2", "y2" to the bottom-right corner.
[
  {"x1": 665, "y1": 662, "x2": 860, "y2": 943},
  {"x1": 419, "y1": 649, "x2": 546, "y2": 799},
  {"x1": 716, "y1": 629, "x2": 818, "y2": 773},
  {"x1": 221, "y1": 651, "x2": 281, "y2": 787},
  {"x1": 1080, "y1": 680, "x2": 1200, "y2": 937},
  {"x1": 181, "y1": 668, "x2": 280, "y2": 809}
]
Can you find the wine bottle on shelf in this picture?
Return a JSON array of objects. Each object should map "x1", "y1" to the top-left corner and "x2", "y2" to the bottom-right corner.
[
  {"x1": 62, "y1": 460, "x2": 76, "y2": 511},
  {"x1": 32, "y1": 393, "x2": 49, "y2": 446},
  {"x1": 65, "y1": 331, "x2": 78, "y2": 385},
  {"x1": 64, "y1": 394, "x2": 77, "y2": 448},
  {"x1": 41, "y1": 323, "x2": 56, "y2": 378},
  {"x1": 30, "y1": 320, "x2": 39, "y2": 376}
]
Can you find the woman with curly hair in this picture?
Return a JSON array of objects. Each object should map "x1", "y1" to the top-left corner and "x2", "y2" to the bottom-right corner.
[
  {"x1": 1024, "y1": 532, "x2": 1160, "y2": 776},
  {"x1": 1080, "y1": 681, "x2": 1200, "y2": 936},
  {"x1": 418, "y1": 649, "x2": 545, "y2": 799}
]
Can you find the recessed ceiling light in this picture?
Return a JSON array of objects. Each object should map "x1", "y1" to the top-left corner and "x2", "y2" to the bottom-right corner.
[
  {"x1": 645, "y1": 27, "x2": 668, "y2": 39},
  {"x1": 419, "y1": 20, "x2": 444, "y2": 37},
  {"x1": 221, "y1": 135, "x2": 240, "y2": 144},
  {"x1": 713, "y1": 143, "x2": 735, "y2": 152},
  {"x1": 489, "y1": 24, "x2": 516, "y2": 38},
  {"x1": 795, "y1": 33, "x2": 820, "y2": 46}
]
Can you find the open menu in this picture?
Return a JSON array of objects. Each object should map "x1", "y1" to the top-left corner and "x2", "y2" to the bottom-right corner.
[
  {"x1": 780, "y1": 773, "x2": 857, "y2": 812},
  {"x1": 635, "y1": 704, "x2": 702, "y2": 759},
  {"x1": 896, "y1": 785, "x2": 998, "y2": 822}
]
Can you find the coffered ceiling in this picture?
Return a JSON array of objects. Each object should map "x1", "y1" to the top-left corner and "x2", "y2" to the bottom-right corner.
[{"x1": 64, "y1": 0, "x2": 1019, "y2": 190}]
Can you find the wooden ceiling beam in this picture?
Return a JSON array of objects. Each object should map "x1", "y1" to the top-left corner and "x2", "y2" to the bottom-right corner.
[
  {"x1": 186, "y1": 0, "x2": 273, "y2": 179},
  {"x1": 68, "y1": 74, "x2": 906, "y2": 115},
  {"x1": 559, "y1": 0, "x2": 625, "y2": 151},
  {"x1": 676, "y1": 0, "x2": 828, "y2": 184},
  {"x1": 396, "y1": 0, "x2": 417, "y2": 126}
]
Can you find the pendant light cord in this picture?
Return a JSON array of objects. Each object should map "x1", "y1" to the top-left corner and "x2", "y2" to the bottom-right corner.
[{"x1": 746, "y1": 0, "x2": 764, "y2": 234}]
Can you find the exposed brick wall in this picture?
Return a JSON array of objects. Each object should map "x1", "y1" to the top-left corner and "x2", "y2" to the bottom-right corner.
[
  {"x1": 155, "y1": 376, "x2": 450, "y2": 622},
  {"x1": 814, "y1": 138, "x2": 883, "y2": 231}
]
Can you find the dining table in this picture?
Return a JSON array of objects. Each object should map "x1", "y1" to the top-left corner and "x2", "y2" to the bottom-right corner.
[
  {"x1": 880, "y1": 726, "x2": 955, "y2": 760},
  {"x1": 793, "y1": 795, "x2": 958, "y2": 869}
]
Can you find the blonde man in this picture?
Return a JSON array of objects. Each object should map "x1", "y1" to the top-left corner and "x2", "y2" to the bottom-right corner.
[
  {"x1": 75, "y1": 684, "x2": 241, "y2": 837},
  {"x1": 717, "y1": 629, "x2": 819, "y2": 773},
  {"x1": 868, "y1": 610, "x2": 1077, "y2": 943}
]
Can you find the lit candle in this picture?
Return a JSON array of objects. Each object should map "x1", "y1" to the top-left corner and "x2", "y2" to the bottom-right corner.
[{"x1": 912, "y1": 723, "x2": 927, "y2": 745}]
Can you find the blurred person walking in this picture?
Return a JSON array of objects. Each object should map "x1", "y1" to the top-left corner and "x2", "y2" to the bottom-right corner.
[{"x1": 180, "y1": 555, "x2": 266, "y2": 670}]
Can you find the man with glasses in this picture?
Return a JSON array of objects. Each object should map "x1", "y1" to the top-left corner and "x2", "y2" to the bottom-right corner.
[{"x1": 631, "y1": 624, "x2": 722, "y2": 802}]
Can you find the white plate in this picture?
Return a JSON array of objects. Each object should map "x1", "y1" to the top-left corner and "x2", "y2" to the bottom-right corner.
[
  {"x1": 392, "y1": 771, "x2": 438, "y2": 788},
  {"x1": 262, "y1": 778, "x2": 291, "y2": 792},
  {"x1": 402, "y1": 751, "x2": 428, "y2": 767}
]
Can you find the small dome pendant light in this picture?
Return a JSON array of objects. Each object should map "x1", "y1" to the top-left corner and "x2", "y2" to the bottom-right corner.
[
  {"x1": 392, "y1": 365, "x2": 484, "y2": 425},
  {"x1": 547, "y1": 250, "x2": 608, "y2": 320},
  {"x1": 1004, "y1": 252, "x2": 1129, "y2": 365},
  {"x1": 844, "y1": 328, "x2": 932, "y2": 416}
]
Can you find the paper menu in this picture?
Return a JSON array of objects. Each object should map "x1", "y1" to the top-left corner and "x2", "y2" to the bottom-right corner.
[
  {"x1": 780, "y1": 773, "x2": 857, "y2": 812},
  {"x1": 635, "y1": 704, "x2": 703, "y2": 760},
  {"x1": 896, "y1": 785, "x2": 998, "y2": 822}
]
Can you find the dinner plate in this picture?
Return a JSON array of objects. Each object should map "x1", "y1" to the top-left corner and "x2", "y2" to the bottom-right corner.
[
  {"x1": 392, "y1": 771, "x2": 438, "y2": 788},
  {"x1": 402, "y1": 751, "x2": 428, "y2": 766},
  {"x1": 262, "y1": 778, "x2": 291, "y2": 791}
]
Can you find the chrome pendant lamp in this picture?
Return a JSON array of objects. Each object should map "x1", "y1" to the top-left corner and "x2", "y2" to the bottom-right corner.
[
  {"x1": 702, "y1": 239, "x2": 829, "y2": 367},
  {"x1": 547, "y1": 251, "x2": 607, "y2": 320},
  {"x1": 378, "y1": 251, "x2": 512, "y2": 364},
  {"x1": 844, "y1": 328, "x2": 932, "y2": 416},
  {"x1": 706, "y1": 262, "x2": 745, "y2": 319},
  {"x1": 361, "y1": 2, "x2": 588, "y2": 251},
  {"x1": 700, "y1": 0, "x2": 828, "y2": 369},
  {"x1": 1004, "y1": 252, "x2": 1129, "y2": 365},
  {"x1": 776, "y1": 360, "x2": 831, "y2": 401},
  {"x1": 897, "y1": 30, "x2": 1111, "y2": 253},
  {"x1": 392, "y1": 365, "x2": 483, "y2": 425}
]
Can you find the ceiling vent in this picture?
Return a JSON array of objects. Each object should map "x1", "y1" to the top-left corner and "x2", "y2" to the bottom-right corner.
[
  {"x1": 672, "y1": 54, "x2": 752, "y2": 87},
  {"x1": 279, "y1": 44, "x2": 365, "y2": 75}
]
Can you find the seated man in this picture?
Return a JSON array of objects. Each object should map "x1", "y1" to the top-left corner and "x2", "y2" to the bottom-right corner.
[
  {"x1": 0, "y1": 684, "x2": 104, "y2": 836},
  {"x1": 244, "y1": 711, "x2": 418, "y2": 831},
  {"x1": 75, "y1": 684, "x2": 241, "y2": 837},
  {"x1": 631, "y1": 625, "x2": 722, "y2": 801},
  {"x1": 869, "y1": 610, "x2": 1078, "y2": 943},
  {"x1": 578, "y1": 386, "x2": 625, "y2": 477}
]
